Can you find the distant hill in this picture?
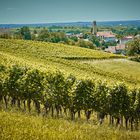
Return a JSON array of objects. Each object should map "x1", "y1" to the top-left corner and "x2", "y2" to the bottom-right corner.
[{"x1": 0, "y1": 20, "x2": 140, "y2": 28}]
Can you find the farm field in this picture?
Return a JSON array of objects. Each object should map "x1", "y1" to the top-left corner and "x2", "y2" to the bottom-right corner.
[
  {"x1": 0, "y1": 38, "x2": 140, "y2": 140},
  {"x1": 0, "y1": 39, "x2": 140, "y2": 87},
  {"x1": 0, "y1": 39, "x2": 122, "y2": 59},
  {"x1": 1, "y1": 0, "x2": 140, "y2": 139},
  {"x1": 79, "y1": 59, "x2": 140, "y2": 86}
]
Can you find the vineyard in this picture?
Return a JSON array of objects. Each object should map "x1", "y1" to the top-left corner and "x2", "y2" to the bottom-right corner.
[
  {"x1": 0, "y1": 38, "x2": 140, "y2": 87},
  {"x1": 0, "y1": 39, "x2": 123, "y2": 59},
  {"x1": 0, "y1": 64, "x2": 140, "y2": 130},
  {"x1": 0, "y1": 38, "x2": 140, "y2": 139}
]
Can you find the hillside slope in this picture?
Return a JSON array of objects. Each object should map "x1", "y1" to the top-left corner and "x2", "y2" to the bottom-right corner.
[{"x1": 0, "y1": 38, "x2": 140, "y2": 87}]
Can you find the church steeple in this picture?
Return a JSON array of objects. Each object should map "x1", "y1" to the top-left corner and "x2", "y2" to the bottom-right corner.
[{"x1": 91, "y1": 21, "x2": 97, "y2": 35}]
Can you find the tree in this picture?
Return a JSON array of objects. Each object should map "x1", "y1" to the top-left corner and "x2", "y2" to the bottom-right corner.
[
  {"x1": 70, "y1": 36, "x2": 78, "y2": 42},
  {"x1": 63, "y1": 74, "x2": 76, "y2": 116},
  {"x1": 20, "y1": 69, "x2": 44, "y2": 113},
  {"x1": 20, "y1": 26, "x2": 31, "y2": 40},
  {"x1": 94, "y1": 81, "x2": 109, "y2": 124},
  {"x1": 126, "y1": 38, "x2": 140, "y2": 56},
  {"x1": 0, "y1": 65, "x2": 6, "y2": 103},
  {"x1": 45, "y1": 71, "x2": 66, "y2": 117},
  {"x1": 77, "y1": 39, "x2": 95, "y2": 49},
  {"x1": 4, "y1": 65, "x2": 25, "y2": 108},
  {"x1": 90, "y1": 36, "x2": 101, "y2": 47},
  {"x1": 37, "y1": 29, "x2": 50, "y2": 42},
  {"x1": 73, "y1": 79, "x2": 95, "y2": 121},
  {"x1": 109, "y1": 83, "x2": 129, "y2": 127},
  {"x1": 37, "y1": 30, "x2": 68, "y2": 43},
  {"x1": 133, "y1": 88, "x2": 140, "y2": 130},
  {"x1": 101, "y1": 41, "x2": 117, "y2": 48}
]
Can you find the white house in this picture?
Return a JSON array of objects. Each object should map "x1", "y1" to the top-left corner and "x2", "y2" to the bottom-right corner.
[{"x1": 96, "y1": 31, "x2": 116, "y2": 42}]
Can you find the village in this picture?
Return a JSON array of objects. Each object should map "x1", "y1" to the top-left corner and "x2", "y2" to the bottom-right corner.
[
  {"x1": 65, "y1": 21, "x2": 140, "y2": 54},
  {"x1": 0, "y1": 21, "x2": 140, "y2": 56}
]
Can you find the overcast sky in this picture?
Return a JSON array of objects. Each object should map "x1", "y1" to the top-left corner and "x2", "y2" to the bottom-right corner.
[{"x1": 0, "y1": 0, "x2": 140, "y2": 24}]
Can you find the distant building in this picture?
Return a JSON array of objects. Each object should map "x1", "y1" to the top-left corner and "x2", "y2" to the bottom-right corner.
[
  {"x1": 76, "y1": 33, "x2": 83, "y2": 39},
  {"x1": 91, "y1": 21, "x2": 97, "y2": 35},
  {"x1": 66, "y1": 33, "x2": 73, "y2": 37},
  {"x1": 105, "y1": 46, "x2": 116, "y2": 53},
  {"x1": 91, "y1": 21, "x2": 116, "y2": 42},
  {"x1": 105, "y1": 44, "x2": 126, "y2": 54},
  {"x1": 97, "y1": 31, "x2": 116, "y2": 42},
  {"x1": 120, "y1": 36, "x2": 133, "y2": 44}
]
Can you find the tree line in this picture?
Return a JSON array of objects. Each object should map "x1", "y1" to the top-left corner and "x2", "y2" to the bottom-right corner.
[
  {"x1": 0, "y1": 26, "x2": 96, "y2": 49},
  {"x1": 0, "y1": 64, "x2": 140, "y2": 130}
]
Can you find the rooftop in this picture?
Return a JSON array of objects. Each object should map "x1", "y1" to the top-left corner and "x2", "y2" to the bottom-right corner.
[{"x1": 97, "y1": 31, "x2": 116, "y2": 38}]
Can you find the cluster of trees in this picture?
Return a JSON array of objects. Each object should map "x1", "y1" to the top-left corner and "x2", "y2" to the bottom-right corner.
[
  {"x1": 36, "y1": 29, "x2": 96, "y2": 49},
  {"x1": 0, "y1": 64, "x2": 140, "y2": 130},
  {"x1": 112, "y1": 26, "x2": 140, "y2": 36},
  {"x1": 12, "y1": 27, "x2": 95, "y2": 49},
  {"x1": 76, "y1": 39, "x2": 96, "y2": 49},
  {"x1": 126, "y1": 38, "x2": 140, "y2": 56},
  {"x1": 37, "y1": 29, "x2": 68, "y2": 43}
]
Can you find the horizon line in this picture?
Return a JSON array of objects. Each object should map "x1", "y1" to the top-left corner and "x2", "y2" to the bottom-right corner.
[{"x1": 0, "y1": 19, "x2": 140, "y2": 25}]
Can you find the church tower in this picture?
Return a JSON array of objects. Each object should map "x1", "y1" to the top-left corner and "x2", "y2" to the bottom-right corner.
[{"x1": 92, "y1": 21, "x2": 97, "y2": 35}]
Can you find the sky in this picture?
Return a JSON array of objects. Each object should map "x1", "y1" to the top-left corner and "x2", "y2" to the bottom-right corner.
[{"x1": 0, "y1": 0, "x2": 140, "y2": 24}]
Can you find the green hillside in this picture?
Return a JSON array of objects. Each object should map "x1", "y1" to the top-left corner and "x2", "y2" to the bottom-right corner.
[
  {"x1": 0, "y1": 39, "x2": 124, "y2": 59},
  {"x1": 0, "y1": 38, "x2": 140, "y2": 87},
  {"x1": 1, "y1": 39, "x2": 140, "y2": 139}
]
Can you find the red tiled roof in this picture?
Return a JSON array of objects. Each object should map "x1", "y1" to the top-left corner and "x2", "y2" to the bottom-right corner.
[{"x1": 97, "y1": 31, "x2": 115, "y2": 38}]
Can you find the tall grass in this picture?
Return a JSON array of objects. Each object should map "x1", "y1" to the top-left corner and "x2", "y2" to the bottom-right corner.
[{"x1": 0, "y1": 111, "x2": 140, "y2": 140}]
